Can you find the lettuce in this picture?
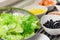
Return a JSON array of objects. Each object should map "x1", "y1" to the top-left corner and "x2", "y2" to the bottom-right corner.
[{"x1": 0, "y1": 12, "x2": 40, "y2": 40}]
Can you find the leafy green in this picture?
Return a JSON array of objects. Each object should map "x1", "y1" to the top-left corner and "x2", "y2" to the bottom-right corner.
[{"x1": 0, "y1": 12, "x2": 40, "y2": 40}]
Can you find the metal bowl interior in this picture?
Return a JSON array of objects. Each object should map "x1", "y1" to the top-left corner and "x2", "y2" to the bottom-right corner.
[{"x1": 0, "y1": 7, "x2": 40, "y2": 40}]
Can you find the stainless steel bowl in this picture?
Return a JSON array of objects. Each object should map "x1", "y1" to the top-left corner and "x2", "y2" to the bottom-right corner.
[{"x1": 0, "y1": 7, "x2": 40, "y2": 40}]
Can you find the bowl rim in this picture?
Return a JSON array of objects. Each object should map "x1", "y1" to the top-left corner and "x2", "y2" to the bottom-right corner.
[{"x1": 48, "y1": 11, "x2": 60, "y2": 15}]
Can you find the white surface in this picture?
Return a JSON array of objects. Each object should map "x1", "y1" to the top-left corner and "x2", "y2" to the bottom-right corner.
[{"x1": 41, "y1": 15, "x2": 60, "y2": 35}]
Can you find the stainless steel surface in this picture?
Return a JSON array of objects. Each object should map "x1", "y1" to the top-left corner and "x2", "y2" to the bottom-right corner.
[
  {"x1": 0, "y1": 0, "x2": 23, "y2": 7},
  {"x1": 13, "y1": 0, "x2": 35, "y2": 8}
]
